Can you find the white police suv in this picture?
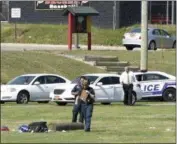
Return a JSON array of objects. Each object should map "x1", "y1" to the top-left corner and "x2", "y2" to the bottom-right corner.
[{"x1": 133, "y1": 71, "x2": 176, "y2": 101}]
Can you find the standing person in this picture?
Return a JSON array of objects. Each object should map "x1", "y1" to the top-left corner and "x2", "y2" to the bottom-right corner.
[
  {"x1": 80, "y1": 79, "x2": 95, "y2": 132},
  {"x1": 120, "y1": 66, "x2": 135, "y2": 105},
  {"x1": 71, "y1": 76, "x2": 85, "y2": 123}
]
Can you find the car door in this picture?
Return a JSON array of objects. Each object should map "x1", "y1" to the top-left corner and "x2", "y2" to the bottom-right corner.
[
  {"x1": 159, "y1": 29, "x2": 173, "y2": 48},
  {"x1": 110, "y1": 76, "x2": 124, "y2": 101},
  {"x1": 94, "y1": 77, "x2": 114, "y2": 102},
  {"x1": 139, "y1": 73, "x2": 169, "y2": 97},
  {"x1": 30, "y1": 76, "x2": 48, "y2": 101},
  {"x1": 45, "y1": 75, "x2": 66, "y2": 99},
  {"x1": 151, "y1": 29, "x2": 162, "y2": 48}
]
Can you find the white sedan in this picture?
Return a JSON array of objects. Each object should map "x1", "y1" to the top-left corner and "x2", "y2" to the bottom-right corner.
[
  {"x1": 122, "y1": 28, "x2": 176, "y2": 50},
  {"x1": 49, "y1": 73, "x2": 142, "y2": 106},
  {"x1": 0, "y1": 74, "x2": 71, "y2": 104},
  {"x1": 133, "y1": 71, "x2": 176, "y2": 101}
]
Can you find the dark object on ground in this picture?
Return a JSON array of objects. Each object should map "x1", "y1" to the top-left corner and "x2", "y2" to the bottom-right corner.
[
  {"x1": 28, "y1": 121, "x2": 48, "y2": 133},
  {"x1": 48, "y1": 122, "x2": 84, "y2": 131}
]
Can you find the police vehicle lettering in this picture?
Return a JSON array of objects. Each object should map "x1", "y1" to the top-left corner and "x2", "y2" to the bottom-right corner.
[{"x1": 142, "y1": 82, "x2": 176, "y2": 96}]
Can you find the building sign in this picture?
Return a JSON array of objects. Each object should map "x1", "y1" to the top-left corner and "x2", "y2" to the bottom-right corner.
[
  {"x1": 35, "y1": 1, "x2": 88, "y2": 10},
  {"x1": 11, "y1": 8, "x2": 21, "y2": 18}
]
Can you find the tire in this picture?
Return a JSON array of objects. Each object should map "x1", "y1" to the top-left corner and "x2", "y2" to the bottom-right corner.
[
  {"x1": 37, "y1": 101, "x2": 49, "y2": 104},
  {"x1": 162, "y1": 88, "x2": 176, "y2": 102},
  {"x1": 130, "y1": 92, "x2": 137, "y2": 106},
  {"x1": 16, "y1": 91, "x2": 29, "y2": 104},
  {"x1": 56, "y1": 102, "x2": 67, "y2": 106},
  {"x1": 148, "y1": 41, "x2": 157, "y2": 50},
  {"x1": 172, "y1": 41, "x2": 176, "y2": 48},
  {"x1": 0, "y1": 101, "x2": 5, "y2": 104},
  {"x1": 126, "y1": 46, "x2": 134, "y2": 51},
  {"x1": 101, "y1": 102, "x2": 111, "y2": 105}
]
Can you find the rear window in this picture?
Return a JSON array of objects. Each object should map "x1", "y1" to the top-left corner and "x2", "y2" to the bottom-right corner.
[{"x1": 130, "y1": 28, "x2": 149, "y2": 33}]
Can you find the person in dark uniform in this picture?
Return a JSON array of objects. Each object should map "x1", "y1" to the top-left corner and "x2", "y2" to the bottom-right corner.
[
  {"x1": 79, "y1": 79, "x2": 95, "y2": 132},
  {"x1": 120, "y1": 66, "x2": 135, "y2": 105},
  {"x1": 71, "y1": 76, "x2": 85, "y2": 123}
]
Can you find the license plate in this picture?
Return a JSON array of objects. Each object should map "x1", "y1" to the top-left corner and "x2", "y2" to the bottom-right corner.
[{"x1": 130, "y1": 33, "x2": 135, "y2": 37}]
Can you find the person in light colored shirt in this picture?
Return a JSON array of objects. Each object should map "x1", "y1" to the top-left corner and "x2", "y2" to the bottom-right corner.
[
  {"x1": 120, "y1": 66, "x2": 135, "y2": 105},
  {"x1": 71, "y1": 76, "x2": 85, "y2": 123}
]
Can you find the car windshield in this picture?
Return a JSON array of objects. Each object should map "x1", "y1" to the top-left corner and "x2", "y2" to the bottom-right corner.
[
  {"x1": 71, "y1": 76, "x2": 99, "y2": 84},
  {"x1": 130, "y1": 28, "x2": 149, "y2": 33},
  {"x1": 7, "y1": 76, "x2": 36, "y2": 85}
]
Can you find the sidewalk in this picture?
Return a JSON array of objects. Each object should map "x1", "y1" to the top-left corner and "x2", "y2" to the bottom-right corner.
[{"x1": 1, "y1": 43, "x2": 126, "y2": 51}]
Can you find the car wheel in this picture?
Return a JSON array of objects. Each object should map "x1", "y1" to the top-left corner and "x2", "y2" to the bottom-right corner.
[
  {"x1": 56, "y1": 102, "x2": 67, "y2": 106},
  {"x1": 162, "y1": 88, "x2": 176, "y2": 102},
  {"x1": 131, "y1": 92, "x2": 137, "y2": 105},
  {"x1": 37, "y1": 101, "x2": 49, "y2": 104},
  {"x1": 101, "y1": 102, "x2": 111, "y2": 105},
  {"x1": 0, "y1": 101, "x2": 5, "y2": 104},
  {"x1": 172, "y1": 41, "x2": 176, "y2": 48},
  {"x1": 148, "y1": 41, "x2": 157, "y2": 50},
  {"x1": 16, "y1": 91, "x2": 29, "y2": 104},
  {"x1": 126, "y1": 46, "x2": 134, "y2": 51}
]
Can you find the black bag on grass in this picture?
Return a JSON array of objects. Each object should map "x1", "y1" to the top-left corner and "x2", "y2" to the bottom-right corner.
[{"x1": 28, "y1": 121, "x2": 48, "y2": 133}]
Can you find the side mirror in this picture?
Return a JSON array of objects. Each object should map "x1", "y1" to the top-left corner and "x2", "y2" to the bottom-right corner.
[
  {"x1": 34, "y1": 81, "x2": 40, "y2": 85},
  {"x1": 96, "y1": 82, "x2": 103, "y2": 86}
]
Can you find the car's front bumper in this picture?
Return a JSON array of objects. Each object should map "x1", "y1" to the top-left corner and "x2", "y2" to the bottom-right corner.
[
  {"x1": 0, "y1": 92, "x2": 17, "y2": 101},
  {"x1": 50, "y1": 93, "x2": 75, "y2": 103}
]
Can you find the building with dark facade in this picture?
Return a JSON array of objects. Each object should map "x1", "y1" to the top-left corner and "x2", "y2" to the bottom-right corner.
[{"x1": 1, "y1": 1, "x2": 176, "y2": 28}]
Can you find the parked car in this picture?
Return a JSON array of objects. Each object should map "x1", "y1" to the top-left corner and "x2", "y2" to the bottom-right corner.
[
  {"x1": 133, "y1": 71, "x2": 176, "y2": 101},
  {"x1": 0, "y1": 74, "x2": 71, "y2": 104},
  {"x1": 122, "y1": 28, "x2": 176, "y2": 50},
  {"x1": 49, "y1": 73, "x2": 142, "y2": 106}
]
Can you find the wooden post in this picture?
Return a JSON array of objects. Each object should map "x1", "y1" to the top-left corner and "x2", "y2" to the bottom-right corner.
[
  {"x1": 88, "y1": 32, "x2": 91, "y2": 50},
  {"x1": 87, "y1": 16, "x2": 91, "y2": 50},
  {"x1": 68, "y1": 13, "x2": 72, "y2": 50}
]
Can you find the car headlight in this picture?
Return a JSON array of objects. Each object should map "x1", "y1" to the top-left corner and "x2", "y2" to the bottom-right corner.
[{"x1": 9, "y1": 88, "x2": 16, "y2": 92}]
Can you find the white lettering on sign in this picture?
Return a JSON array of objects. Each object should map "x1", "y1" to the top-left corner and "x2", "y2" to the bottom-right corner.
[{"x1": 11, "y1": 8, "x2": 21, "y2": 18}]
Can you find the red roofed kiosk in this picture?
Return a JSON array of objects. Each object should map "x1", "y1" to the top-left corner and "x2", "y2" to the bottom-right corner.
[{"x1": 63, "y1": 6, "x2": 99, "y2": 50}]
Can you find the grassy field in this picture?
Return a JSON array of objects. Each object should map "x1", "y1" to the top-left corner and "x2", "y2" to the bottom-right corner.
[
  {"x1": 1, "y1": 50, "x2": 176, "y2": 143},
  {"x1": 53, "y1": 49, "x2": 176, "y2": 76},
  {"x1": 1, "y1": 102, "x2": 175, "y2": 143},
  {"x1": 1, "y1": 51, "x2": 105, "y2": 83},
  {"x1": 1, "y1": 23, "x2": 176, "y2": 46},
  {"x1": 1, "y1": 50, "x2": 175, "y2": 83}
]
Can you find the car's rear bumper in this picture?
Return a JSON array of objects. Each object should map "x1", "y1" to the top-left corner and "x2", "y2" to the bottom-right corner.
[{"x1": 122, "y1": 39, "x2": 141, "y2": 47}]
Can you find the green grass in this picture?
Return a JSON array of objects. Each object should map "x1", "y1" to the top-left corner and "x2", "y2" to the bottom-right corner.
[
  {"x1": 1, "y1": 50, "x2": 176, "y2": 143},
  {"x1": 53, "y1": 50, "x2": 176, "y2": 76},
  {"x1": 1, "y1": 23, "x2": 176, "y2": 46},
  {"x1": 1, "y1": 50, "x2": 175, "y2": 83},
  {"x1": 1, "y1": 51, "x2": 105, "y2": 83},
  {"x1": 1, "y1": 102, "x2": 175, "y2": 143}
]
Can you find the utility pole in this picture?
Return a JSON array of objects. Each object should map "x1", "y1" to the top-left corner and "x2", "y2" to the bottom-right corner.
[
  {"x1": 166, "y1": 1, "x2": 169, "y2": 25},
  {"x1": 75, "y1": 1, "x2": 79, "y2": 49},
  {"x1": 171, "y1": 0, "x2": 174, "y2": 25},
  {"x1": 140, "y1": 0, "x2": 148, "y2": 72},
  {"x1": 113, "y1": 1, "x2": 116, "y2": 30}
]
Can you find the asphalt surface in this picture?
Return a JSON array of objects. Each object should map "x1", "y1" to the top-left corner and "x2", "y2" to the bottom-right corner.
[{"x1": 1, "y1": 43, "x2": 166, "y2": 51}]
